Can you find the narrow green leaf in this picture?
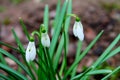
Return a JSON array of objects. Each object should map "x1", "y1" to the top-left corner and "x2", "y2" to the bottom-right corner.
[
  {"x1": 0, "y1": 73, "x2": 11, "y2": 80},
  {"x1": 63, "y1": 30, "x2": 104, "y2": 79},
  {"x1": 82, "y1": 34, "x2": 120, "y2": 79},
  {"x1": 0, "y1": 53, "x2": 7, "y2": 65},
  {"x1": 49, "y1": 0, "x2": 68, "y2": 58},
  {"x1": 53, "y1": 0, "x2": 72, "y2": 71},
  {"x1": 102, "y1": 66, "x2": 120, "y2": 80},
  {"x1": 71, "y1": 67, "x2": 93, "y2": 80},
  {"x1": 93, "y1": 34, "x2": 120, "y2": 68},
  {"x1": 53, "y1": 34, "x2": 64, "y2": 70},
  {"x1": 0, "y1": 48, "x2": 31, "y2": 77},
  {"x1": 53, "y1": 0, "x2": 61, "y2": 28},
  {"x1": 19, "y1": 18, "x2": 30, "y2": 40},
  {"x1": 12, "y1": 29, "x2": 25, "y2": 53},
  {"x1": 71, "y1": 41, "x2": 82, "y2": 78},
  {"x1": 102, "y1": 46, "x2": 120, "y2": 62},
  {"x1": 86, "y1": 70, "x2": 112, "y2": 75},
  {"x1": 0, "y1": 41, "x2": 20, "y2": 52},
  {"x1": 0, "y1": 63, "x2": 27, "y2": 80},
  {"x1": 44, "y1": 5, "x2": 49, "y2": 32},
  {"x1": 60, "y1": 0, "x2": 72, "y2": 75}
]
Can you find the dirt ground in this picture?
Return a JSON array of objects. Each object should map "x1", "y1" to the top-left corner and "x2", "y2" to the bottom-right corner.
[{"x1": 0, "y1": 0, "x2": 120, "y2": 79}]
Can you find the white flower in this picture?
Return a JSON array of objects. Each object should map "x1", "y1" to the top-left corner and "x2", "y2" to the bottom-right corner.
[
  {"x1": 73, "y1": 21, "x2": 84, "y2": 41},
  {"x1": 25, "y1": 41, "x2": 36, "y2": 63},
  {"x1": 41, "y1": 32, "x2": 50, "y2": 47}
]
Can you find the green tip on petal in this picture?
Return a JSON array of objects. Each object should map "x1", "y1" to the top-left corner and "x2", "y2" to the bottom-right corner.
[
  {"x1": 76, "y1": 17, "x2": 80, "y2": 22},
  {"x1": 30, "y1": 37, "x2": 34, "y2": 42},
  {"x1": 40, "y1": 24, "x2": 47, "y2": 33}
]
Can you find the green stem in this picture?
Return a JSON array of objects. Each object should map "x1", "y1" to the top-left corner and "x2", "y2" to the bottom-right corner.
[
  {"x1": 44, "y1": 48, "x2": 56, "y2": 80},
  {"x1": 102, "y1": 66, "x2": 120, "y2": 80},
  {"x1": 71, "y1": 41, "x2": 82, "y2": 78}
]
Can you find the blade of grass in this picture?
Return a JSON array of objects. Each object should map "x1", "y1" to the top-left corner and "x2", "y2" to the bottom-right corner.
[
  {"x1": 63, "y1": 30, "x2": 104, "y2": 79},
  {"x1": 49, "y1": 0, "x2": 68, "y2": 58},
  {"x1": 0, "y1": 48, "x2": 31, "y2": 78},
  {"x1": 37, "y1": 38, "x2": 48, "y2": 80},
  {"x1": 102, "y1": 66, "x2": 120, "y2": 80},
  {"x1": 81, "y1": 34, "x2": 120, "y2": 79},
  {"x1": 93, "y1": 34, "x2": 120, "y2": 68},
  {"x1": 45, "y1": 48, "x2": 56, "y2": 80},
  {"x1": 19, "y1": 18, "x2": 30, "y2": 40},
  {"x1": 71, "y1": 41, "x2": 82, "y2": 78},
  {"x1": 44, "y1": 5, "x2": 49, "y2": 32},
  {"x1": 102, "y1": 46, "x2": 120, "y2": 62},
  {"x1": 0, "y1": 52, "x2": 7, "y2": 65},
  {"x1": 53, "y1": 0, "x2": 61, "y2": 28},
  {"x1": 12, "y1": 28, "x2": 25, "y2": 53},
  {"x1": 60, "y1": 0, "x2": 72, "y2": 75},
  {"x1": 86, "y1": 69, "x2": 112, "y2": 75},
  {"x1": 0, "y1": 41, "x2": 20, "y2": 52},
  {"x1": 53, "y1": 0, "x2": 72, "y2": 71},
  {"x1": 0, "y1": 73, "x2": 11, "y2": 80},
  {"x1": 0, "y1": 63, "x2": 27, "y2": 80},
  {"x1": 53, "y1": 34, "x2": 64, "y2": 70},
  {"x1": 71, "y1": 67, "x2": 93, "y2": 80},
  {"x1": 12, "y1": 28, "x2": 36, "y2": 80},
  {"x1": 71, "y1": 69, "x2": 112, "y2": 80},
  {"x1": 35, "y1": 60, "x2": 48, "y2": 78}
]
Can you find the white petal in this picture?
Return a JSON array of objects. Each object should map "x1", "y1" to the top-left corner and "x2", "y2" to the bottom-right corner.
[
  {"x1": 41, "y1": 33, "x2": 50, "y2": 47},
  {"x1": 76, "y1": 21, "x2": 83, "y2": 31},
  {"x1": 77, "y1": 30, "x2": 84, "y2": 41},
  {"x1": 25, "y1": 42, "x2": 36, "y2": 62},
  {"x1": 73, "y1": 22, "x2": 78, "y2": 37},
  {"x1": 73, "y1": 21, "x2": 84, "y2": 41}
]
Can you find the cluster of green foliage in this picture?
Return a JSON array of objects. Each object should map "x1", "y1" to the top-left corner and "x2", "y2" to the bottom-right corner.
[{"x1": 0, "y1": 0, "x2": 120, "y2": 80}]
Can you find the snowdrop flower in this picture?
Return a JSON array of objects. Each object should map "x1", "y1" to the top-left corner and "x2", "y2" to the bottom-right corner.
[
  {"x1": 73, "y1": 20, "x2": 84, "y2": 41},
  {"x1": 41, "y1": 32, "x2": 50, "y2": 47},
  {"x1": 25, "y1": 41, "x2": 36, "y2": 63}
]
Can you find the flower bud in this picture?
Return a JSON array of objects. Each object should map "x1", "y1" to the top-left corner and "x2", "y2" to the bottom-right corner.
[
  {"x1": 73, "y1": 20, "x2": 84, "y2": 41},
  {"x1": 41, "y1": 32, "x2": 50, "y2": 47},
  {"x1": 25, "y1": 41, "x2": 36, "y2": 63}
]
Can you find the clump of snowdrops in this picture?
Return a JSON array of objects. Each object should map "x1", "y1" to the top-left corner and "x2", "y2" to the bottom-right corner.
[{"x1": 0, "y1": 0, "x2": 120, "y2": 80}]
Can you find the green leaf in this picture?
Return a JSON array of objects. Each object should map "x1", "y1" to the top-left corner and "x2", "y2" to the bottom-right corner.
[
  {"x1": 102, "y1": 66, "x2": 120, "y2": 80},
  {"x1": 102, "y1": 46, "x2": 120, "y2": 62},
  {"x1": 53, "y1": 35, "x2": 64, "y2": 70},
  {"x1": 86, "y1": 69, "x2": 112, "y2": 75},
  {"x1": 12, "y1": 29, "x2": 35, "y2": 80},
  {"x1": 63, "y1": 30, "x2": 104, "y2": 79},
  {"x1": 81, "y1": 34, "x2": 120, "y2": 79},
  {"x1": 0, "y1": 48, "x2": 31, "y2": 78},
  {"x1": 0, "y1": 63, "x2": 27, "y2": 80},
  {"x1": 53, "y1": 0, "x2": 72, "y2": 71},
  {"x1": 12, "y1": 29, "x2": 25, "y2": 53},
  {"x1": 0, "y1": 73, "x2": 11, "y2": 80},
  {"x1": 59, "y1": 0, "x2": 72, "y2": 75},
  {"x1": 49, "y1": 0, "x2": 68, "y2": 58},
  {"x1": 44, "y1": 5, "x2": 49, "y2": 32},
  {"x1": 53, "y1": 0, "x2": 61, "y2": 28},
  {"x1": 71, "y1": 41, "x2": 82, "y2": 78},
  {"x1": 0, "y1": 41, "x2": 20, "y2": 52},
  {"x1": 0, "y1": 52, "x2": 7, "y2": 65},
  {"x1": 19, "y1": 18, "x2": 30, "y2": 41},
  {"x1": 93, "y1": 34, "x2": 120, "y2": 68}
]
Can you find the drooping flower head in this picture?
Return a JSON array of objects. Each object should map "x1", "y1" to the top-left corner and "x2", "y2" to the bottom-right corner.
[
  {"x1": 73, "y1": 18, "x2": 84, "y2": 41},
  {"x1": 40, "y1": 24, "x2": 50, "y2": 47},
  {"x1": 25, "y1": 37, "x2": 36, "y2": 63}
]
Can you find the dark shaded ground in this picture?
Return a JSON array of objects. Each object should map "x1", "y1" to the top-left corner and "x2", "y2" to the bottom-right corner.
[{"x1": 0, "y1": 0, "x2": 120, "y2": 79}]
